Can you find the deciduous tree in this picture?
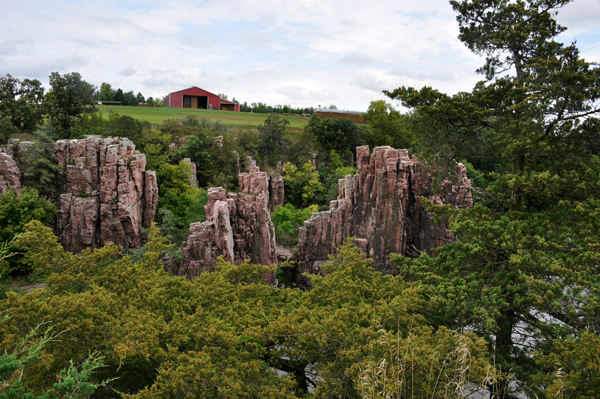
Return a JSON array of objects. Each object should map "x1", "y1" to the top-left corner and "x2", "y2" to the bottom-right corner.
[{"x1": 45, "y1": 72, "x2": 96, "y2": 136}]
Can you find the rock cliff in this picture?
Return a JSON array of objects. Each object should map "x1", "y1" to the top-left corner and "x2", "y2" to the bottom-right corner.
[
  {"x1": 297, "y1": 146, "x2": 472, "y2": 283},
  {"x1": 268, "y1": 175, "x2": 284, "y2": 212},
  {"x1": 180, "y1": 166, "x2": 277, "y2": 280},
  {"x1": 182, "y1": 158, "x2": 198, "y2": 188},
  {"x1": 0, "y1": 151, "x2": 20, "y2": 196},
  {"x1": 55, "y1": 136, "x2": 158, "y2": 253}
]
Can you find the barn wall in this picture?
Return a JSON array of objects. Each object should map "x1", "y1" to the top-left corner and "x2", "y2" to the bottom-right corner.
[{"x1": 165, "y1": 87, "x2": 239, "y2": 111}]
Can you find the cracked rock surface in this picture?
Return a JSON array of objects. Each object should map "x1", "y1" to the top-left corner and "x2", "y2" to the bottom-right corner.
[
  {"x1": 297, "y1": 145, "x2": 472, "y2": 284},
  {"x1": 180, "y1": 166, "x2": 277, "y2": 282},
  {"x1": 55, "y1": 136, "x2": 158, "y2": 253}
]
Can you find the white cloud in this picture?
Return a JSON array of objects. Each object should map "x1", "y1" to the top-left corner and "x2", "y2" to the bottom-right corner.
[{"x1": 0, "y1": 0, "x2": 596, "y2": 110}]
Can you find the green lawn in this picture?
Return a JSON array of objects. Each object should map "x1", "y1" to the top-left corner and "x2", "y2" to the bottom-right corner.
[{"x1": 97, "y1": 105, "x2": 309, "y2": 129}]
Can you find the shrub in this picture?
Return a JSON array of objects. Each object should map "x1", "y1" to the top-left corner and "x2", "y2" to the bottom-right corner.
[{"x1": 271, "y1": 203, "x2": 318, "y2": 246}]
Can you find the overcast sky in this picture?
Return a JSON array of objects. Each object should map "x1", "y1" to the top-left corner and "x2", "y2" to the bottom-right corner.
[{"x1": 1, "y1": 0, "x2": 599, "y2": 111}]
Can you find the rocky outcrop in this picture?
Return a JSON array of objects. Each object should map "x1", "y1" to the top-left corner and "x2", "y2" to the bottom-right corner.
[
  {"x1": 242, "y1": 156, "x2": 284, "y2": 211},
  {"x1": 268, "y1": 175, "x2": 284, "y2": 211},
  {"x1": 179, "y1": 166, "x2": 277, "y2": 281},
  {"x1": 182, "y1": 158, "x2": 198, "y2": 188},
  {"x1": 297, "y1": 146, "x2": 472, "y2": 283},
  {"x1": 0, "y1": 151, "x2": 20, "y2": 195},
  {"x1": 55, "y1": 136, "x2": 158, "y2": 253}
]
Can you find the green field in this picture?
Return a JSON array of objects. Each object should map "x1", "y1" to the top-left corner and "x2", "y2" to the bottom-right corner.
[{"x1": 97, "y1": 105, "x2": 309, "y2": 129}]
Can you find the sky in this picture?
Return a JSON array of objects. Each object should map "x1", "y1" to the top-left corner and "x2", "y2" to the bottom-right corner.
[{"x1": 1, "y1": 0, "x2": 599, "y2": 111}]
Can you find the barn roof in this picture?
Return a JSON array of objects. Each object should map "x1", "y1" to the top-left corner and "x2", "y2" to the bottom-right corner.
[
  {"x1": 314, "y1": 108, "x2": 363, "y2": 115},
  {"x1": 165, "y1": 86, "x2": 237, "y2": 104}
]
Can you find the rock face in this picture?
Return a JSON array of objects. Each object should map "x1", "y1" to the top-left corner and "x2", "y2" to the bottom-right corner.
[
  {"x1": 297, "y1": 146, "x2": 472, "y2": 283},
  {"x1": 182, "y1": 158, "x2": 198, "y2": 188},
  {"x1": 55, "y1": 136, "x2": 159, "y2": 253},
  {"x1": 180, "y1": 166, "x2": 277, "y2": 280},
  {"x1": 268, "y1": 175, "x2": 284, "y2": 211},
  {"x1": 0, "y1": 151, "x2": 21, "y2": 195}
]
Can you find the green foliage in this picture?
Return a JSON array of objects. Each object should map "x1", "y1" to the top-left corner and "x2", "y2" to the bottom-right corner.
[
  {"x1": 0, "y1": 112, "x2": 15, "y2": 144},
  {"x1": 307, "y1": 115, "x2": 363, "y2": 161},
  {"x1": 155, "y1": 156, "x2": 208, "y2": 240},
  {"x1": 103, "y1": 113, "x2": 144, "y2": 145},
  {"x1": 316, "y1": 150, "x2": 357, "y2": 205},
  {"x1": 271, "y1": 203, "x2": 318, "y2": 245},
  {"x1": 381, "y1": 5, "x2": 600, "y2": 395},
  {"x1": 136, "y1": 128, "x2": 171, "y2": 172},
  {"x1": 392, "y1": 199, "x2": 600, "y2": 396},
  {"x1": 136, "y1": 92, "x2": 145, "y2": 104},
  {"x1": 173, "y1": 130, "x2": 239, "y2": 190},
  {"x1": 70, "y1": 111, "x2": 106, "y2": 138},
  {"x1": 0, "y1": 322, "x2": 114, "y2": 399},
  {"x1": 113, "y1": 88, "x2": 124, "y2": 103},
  {"x1": 45, "y1": 72, "x2": 96, "y2": 137},
  {"x1": 99, "y1": 82, "x2": 115, "y2": 102},
  {"x1": 283, "y1": 161, "x2": 323, "y2": 207},
  {"x1": 265, "y1": 239, "x2": 494, "y2": 397},
  {"x1": 360, "y1": 100, "x2": 414, "y2": 150},
  {"x1": 122, "y1": 90, "x2": 138, "y2": 106},
  {"x1": 0, "y1": 187, "x2": 56, "y2": 273},
  {"x1": 0, "y1": 74, "x2": 45, "y2": 133},
  {"x1": 15, "y1": 130, "x2": 65, "y2": 200},
  {"x1": 257, "y1": 114, "x2": 289, "y2": 161},
  {"x1": 532, "y1": 330, "x2": 600, "y2": 398},
  {"x1": 357, "y1": 327, "x2": 496, "y2": 399},
  {"x1": 157, "y1": 187, "x2": 208, "y2": 245},
  {"x1": 0, "y1": 223, "x2": 498, "y2": 398},
  {"x1": 385, "y1": 1, "x2": 600, "y2": 211}
]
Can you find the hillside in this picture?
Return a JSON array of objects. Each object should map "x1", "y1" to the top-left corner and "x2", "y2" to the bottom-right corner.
[{"x1": 96, "y1": 105, "x2": 309, "y2": 129}]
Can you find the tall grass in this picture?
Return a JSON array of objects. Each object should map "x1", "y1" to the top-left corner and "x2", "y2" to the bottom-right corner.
[{"x1": 357, "y1": 325, "x2": 501, "y2": 399}]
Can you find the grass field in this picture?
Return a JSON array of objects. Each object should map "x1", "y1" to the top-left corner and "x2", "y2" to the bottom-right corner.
[{"x1": 97, "y1": 105, "x2": 309, "y2": 129}]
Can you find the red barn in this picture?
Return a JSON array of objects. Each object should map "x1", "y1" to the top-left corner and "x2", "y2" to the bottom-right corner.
[{"x1": 162, "y1": 86, "x2": 239, "y2": 111}]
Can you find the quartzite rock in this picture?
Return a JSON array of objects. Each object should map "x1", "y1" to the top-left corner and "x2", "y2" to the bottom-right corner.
[
  {"x1": 268, "y1": 175, "x2": 284, "y2": 212},
  {"x1": 297, "y1": 145, "x2": 472, "y2": 284},
  {"x1": 180, "y1": 166, "x2": 277, "y2": 281},
  {"x1": 55, "y1": 136, "x2": 158, "y2": 253},
  {"x1": 0, "y1": 151, "x2": 21, "y2": 195},
  {"x1": 182, "y1": 158, "x2": 198, "y2": 188}
]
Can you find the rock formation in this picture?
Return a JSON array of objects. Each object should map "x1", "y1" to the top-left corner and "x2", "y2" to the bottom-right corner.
[
  {"x1": 297, "y1": 146, "x2": 472, "y2": 283},
  {"x1": 0, "y1": 151, "x2": 20, "y2": 195},
  {"x1": 268, "y1": 175, "x2": 284, "y2": 211},
  {"x1": 55, "y1": 136, "x2": 159, "y2": 253},
  {"x1": 243, "y1": 155, "x2": 284, "y2": 211},
  {"x1": 179, "y1": 166, "x2": 277, "y2": 281},
  {"x1": 182, "y1": 158, "x2": 198, "y2": 188}
]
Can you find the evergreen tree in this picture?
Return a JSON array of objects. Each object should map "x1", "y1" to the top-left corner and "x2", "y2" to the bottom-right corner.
[
  {"x1": 113, "y1": 88, "x2": 124, "y2": 103},
  {"x1": 386, "y1": 1, "x2": 600, "y2": 396}
]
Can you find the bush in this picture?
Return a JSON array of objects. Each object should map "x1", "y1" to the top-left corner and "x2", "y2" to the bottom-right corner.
[
  {"x1": 316, "y1": 150, "x2": 357, "y2": 205},
  {"x1": 0, "y1": 111, "x2": 15, "y2": 144},
  {"x1": 16, "y1": 129, "x2": 65, "y2": 200},
  {"x1": 0, "y1": 187, "x2": 57, "y2": 273},
  {"x1": 258, "y1": 114, "x2": 289, "y2": 162},
  {"x1": 307, "y1": 115, "x2": 363, "y2": 162},
  {"x1": 271, "y1": 203, "x2": 318, "y2": 246},
  {"x1": 283, "y1": 162, "x2": 323, "y2": 207}
]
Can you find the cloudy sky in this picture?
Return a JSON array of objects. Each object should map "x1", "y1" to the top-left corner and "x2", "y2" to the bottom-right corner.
[{"x1": 1, "y1": 0, "x2": 599, "y2": 111}]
